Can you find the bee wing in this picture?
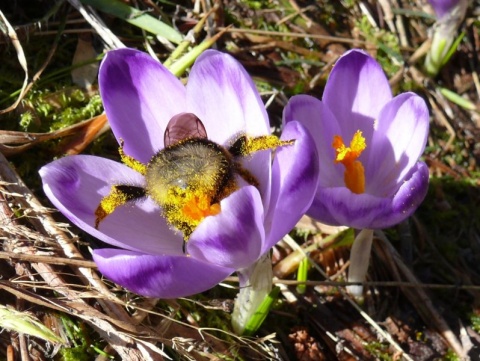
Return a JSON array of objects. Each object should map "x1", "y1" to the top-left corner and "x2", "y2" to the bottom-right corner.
[{"x1": 164, "y1": 113, "x2": 208, "y2": 147}]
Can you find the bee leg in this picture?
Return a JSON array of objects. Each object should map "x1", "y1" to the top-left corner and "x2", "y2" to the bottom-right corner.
[
  {"x1": 118, "y1": 139, "x2": 147, "y2": 175},
  {"x1": 95, "y1": 185, "x2": 146, "y2": 229},
  {"x1": 234, "y1": 163, "x2": 259, "y2": 188},
  {"x1": 228, "y1": 135, "x2": 295, "y2": 157}
]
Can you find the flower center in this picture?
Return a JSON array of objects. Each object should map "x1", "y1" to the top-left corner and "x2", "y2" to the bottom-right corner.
[
  {"x1": 332, "y1": 130, "x2": 366, "y2": 194},
  {"x1": 182, "y1": 193, "x2": 222, "y2": 222},
  {"x1": 146, "y1": 138, "x2": 237, "y2": 239},
  {"x1": 161, "y1": 186, "x2": 224, "y2": 238}
]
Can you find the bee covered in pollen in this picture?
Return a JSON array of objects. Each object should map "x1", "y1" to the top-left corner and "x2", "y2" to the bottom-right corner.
[{"x1": 94, "y1": 112, "x2": 294, "y2": 252}]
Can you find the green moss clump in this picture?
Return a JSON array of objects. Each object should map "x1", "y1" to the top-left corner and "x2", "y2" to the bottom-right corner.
[
  {"x1": 355, "y1": 16, "x2": 402, "y2": 77},
  {"x1": 19, "y1": 88, "x2": 103, "y2": 133}
]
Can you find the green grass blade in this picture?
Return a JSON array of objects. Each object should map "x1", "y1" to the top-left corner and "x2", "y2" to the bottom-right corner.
[
  {"x1": 168, "y1": 30, "x2": 227, "y2": 76},
  {"x1": 80, "y1": 0, "x2": 183, "y2": 44},
  {"x1": 0, "y1": 306, "x2": 64, "y2": 344},
  {"x1": 439, "y1": 87, "x2": 477, "y2": 111},
  {"x1": 296, "y1": 257, "x2": 309, "y2": 294}
]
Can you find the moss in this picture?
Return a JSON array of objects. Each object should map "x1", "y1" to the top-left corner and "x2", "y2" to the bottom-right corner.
[
  {"x1": 354, "y1": 16, "x2": 402, "y2": 77},
  {"x1": 59, "y1": 315, "x2": 109, "y2": 361},
  {"x1": 18, "y1": 88, "x2": 102, "y2": 132},
  {"x1": 364, "y1": 342, "x2": 392, "y2": 360}
]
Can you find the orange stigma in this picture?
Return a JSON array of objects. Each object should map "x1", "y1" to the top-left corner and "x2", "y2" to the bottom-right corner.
[{"x1": 332, "y1": 130, "x2": 366, "y2": 194}]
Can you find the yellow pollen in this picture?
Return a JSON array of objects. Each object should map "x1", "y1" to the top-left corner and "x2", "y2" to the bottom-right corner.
[
  {"x1": 332, "y1": 130, "x2": 367, "y2": 194},
  {"x1": 161, "y1": 186, "x2": 226, "y2": 239},
  {"x1": 181, "y1": 193, "x2": 221, "y2": 223},
  {"x1": 95, "y1": 186, "x2": 129, "y2": 229}
]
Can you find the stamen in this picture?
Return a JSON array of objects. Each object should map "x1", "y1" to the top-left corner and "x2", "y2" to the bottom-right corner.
[{"x1": 332, "y1": 130, "x2": 366, "y2": 194}]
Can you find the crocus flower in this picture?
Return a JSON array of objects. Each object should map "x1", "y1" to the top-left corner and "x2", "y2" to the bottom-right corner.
[
  {"x1": 285, "y1": 49, "x2": 429, "y2": 229},
  {"x1": 425, "y1": 0, "x2": 468, "y2": 76},
  {"x1": 39, "y1": 48, "x2": 319, "y2": 299},
  {"x1": 284, "y1": 49, "x2": 429, "y2": 295}
]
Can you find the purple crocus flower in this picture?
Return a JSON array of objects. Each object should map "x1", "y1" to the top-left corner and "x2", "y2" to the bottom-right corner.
[
  {"x1": 425, "y1": 0, "x2": 468, "y2": 76},
  {"x1": 284, "y1": 49, "x2": 430, "y2": 230},
  {"x1": 39, "y1": 49, "x2": 319, "y2": 299},
  {"x1": 429, "y1": 0, "x2": 465, "y2": 20}
]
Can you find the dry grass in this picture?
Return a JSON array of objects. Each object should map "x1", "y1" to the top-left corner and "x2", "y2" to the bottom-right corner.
[{"x1": 0, "y1": 0, "x2": 479, "y2": 360}]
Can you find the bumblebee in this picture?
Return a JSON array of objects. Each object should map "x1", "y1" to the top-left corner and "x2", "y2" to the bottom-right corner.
[{"x1": 94, "y1": 112, "x2": 293, "y2": 252}]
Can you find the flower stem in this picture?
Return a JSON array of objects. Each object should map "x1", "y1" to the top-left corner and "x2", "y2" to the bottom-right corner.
[
  {"x1": 347, "y1": 229, "x2": 374, "y2": 299},
  {"x1": 231, "y1": 254, "x2": 273, "y2": 335}
]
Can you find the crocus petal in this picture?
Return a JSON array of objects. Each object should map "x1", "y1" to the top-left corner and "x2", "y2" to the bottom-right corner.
[
  {"x1": 308, "y1": 187, "x2": 379, "y2": 228},
  {"x1": 283, "y1": 95, "x2": 343, "y2": 187},
  {"x1": 187, "y1": 50, "x2": 269, "y2": 143},
  {"x1": 429, "y1": 0, "x2": 461, "y2": 19},
  {"x1": 367, "y1": 93, "x2": 429, "y2": 197},
  {"x1": 263, "y1": 120, "x2": 319, "y2": 252},
  {"x1": 93, "y1": 248, "x2": 234, "y2": 298},
  {"x1": 323, "y1": 49, "x2": 392, "y2": 143},
  {"x1": 39, "y1": 155, "x2": 185, "y2": 255},
  {"x1": 186, "y1": 50, "x2": 272, "y2": 200},
  {"x1": 373, "y1": 161, "x2": 430, "y2": 228},
  {"x1": 99, "y1": 48, "x2": 187, "y2": 163},
  {"x1": 308, "y1": 162, "x2": 429, "y2": 229},
  {"x1": 187, "y1": 186, "x2": 265, "y2": 269}
]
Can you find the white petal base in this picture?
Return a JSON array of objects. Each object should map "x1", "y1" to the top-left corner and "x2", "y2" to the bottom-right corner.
[
  {"x1": 347, "y1": 229, "x2": 374, "y2": 299},
  {"x1": 231, "y1": 254, "x2": 272, "y2": 335}
]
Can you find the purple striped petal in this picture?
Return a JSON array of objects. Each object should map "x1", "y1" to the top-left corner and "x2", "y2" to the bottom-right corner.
[
  {"x1": 283, "y1": 95, "x2": 343, "y2": 188},
  {"x1": 186, "y1": 50, "x2": 272, "y2": 201},
  {"x1": 308, "y1": 162, "x2": 429, "y2": 229},
  {"x1": 99, "y1": 48, "x2": 186, "y2": 163},
  {"x1": 323, "y1": 49, "x2": 392, "y2": 144},
  {"x1": 39, "y1": 155, "x2": 185, "y2": 255},
  {"x1": 429, "y1": 0, "x2": 461, "y2": 19},
  {"x1": 263, "y1": 120, "x2": 319, "y2": 252},
  {"x1": 187, "y1": 50, "x2": 270, "y2": 143},
  {"x1": 93, "y1": 248, "x2": 234, "y2": 298},
  {"x1": 187, "y1": 186, "x2": 265, "y2": 269},
  {"x1": 366, "y1": 93, "x2": 429, "y2": 197}
]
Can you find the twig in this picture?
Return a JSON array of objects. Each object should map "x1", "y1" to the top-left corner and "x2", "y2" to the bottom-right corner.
[
  {"x1": 218, "y1": 26, "x2": 368, "y2": 45},
  {"x1": 0, "y1": 250, "x2": 96, "y2": 268}
]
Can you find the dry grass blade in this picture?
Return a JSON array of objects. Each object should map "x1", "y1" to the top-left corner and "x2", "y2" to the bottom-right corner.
[
  {"x1": 374, "y1": 231, "x2": 468, "y2": 359},
  {"x1": 0, "y1": 152, "x2": 168, "y2": 360},
  {"x1": 0, "y1": 11, "x2": 28, "y2": 114},
  {"x1": 0, "y1": 0, "x2": 478, "y2": 359},
  {"x1": 281, "y1": 234, "x2": 413, "y2": 360},
  {"x1": 0, "y1": 113, "x2": 109, "y2": 156},
  {"x1": 67, "y1": 0, "x2": 125, "y2": 49}
]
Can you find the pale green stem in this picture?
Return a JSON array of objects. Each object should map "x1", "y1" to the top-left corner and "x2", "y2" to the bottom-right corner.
[
  {"x1": 232, "y1": 253, "x2": 272, "y2": 335},
  {"x1": 347, "y1": 228, "x2": 374, "y2": 299},
  {"x1": 424, "y1": 0, "x2": 468, "y2": 76}
]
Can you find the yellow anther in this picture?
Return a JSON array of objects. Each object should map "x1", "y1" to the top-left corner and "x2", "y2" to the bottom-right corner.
[{"x1": 332, "y1": 130, "x2": 367, "y2": 194}]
